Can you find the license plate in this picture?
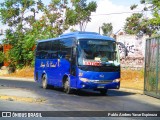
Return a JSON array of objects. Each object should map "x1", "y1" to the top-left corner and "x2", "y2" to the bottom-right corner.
[{"x1": 97, "y1": 86, "x2": 104, "y2": 88}]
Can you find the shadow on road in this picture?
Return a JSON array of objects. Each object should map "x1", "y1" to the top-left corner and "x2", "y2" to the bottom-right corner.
[
  {"x1": 0, "y1": 79, "x2": 135, "y2": 97},
  {"x1": 49, "y1": 87, "x2": 135, "y2": 97},
  {"x1": 74, "y1": 89, "x2": 135, "y2": 97}
]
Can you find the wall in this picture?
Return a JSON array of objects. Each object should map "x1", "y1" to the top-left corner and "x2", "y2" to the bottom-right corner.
[{"x1": 116, "y1": 35, "x2": 148, "y2": 69}]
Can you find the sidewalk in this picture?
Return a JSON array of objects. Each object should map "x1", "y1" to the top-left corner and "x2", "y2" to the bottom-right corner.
[
  {"x1": 0, "y1": 77, "x2": 47, "y2": 103},
  {"x1": 0, "y1": 86, "x2": 46, "y2": 103},
  {"x1": 0, "y1": 86, "x2": 42, "y2": 98},
  {"x1": 0, "y1": 76, "x2": 34, "y2": 82}
]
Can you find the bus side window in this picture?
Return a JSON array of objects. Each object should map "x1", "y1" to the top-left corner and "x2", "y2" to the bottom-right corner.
[
  {"x1": 50, "y1": 40, "x2": 60, "y2": 59},
  {"x1": 35, "y1": 51, "x2": 40, "y2": 59},
  {"x1": 51, "y1": 52, "x2": 58, "y2": 59},
  {"x1": 65, "y1": 54, "x2": 71, "y2": 61},
  {"x1": 60, "y1": 38, "x2": 73, "y2": 61},
  {"x1": 40, "y1": 51, "x2": 48, "y2": 59},
  {"x1": 58, "y1": 51, "x2": 67, "y2": 59},
  {"x1": 36, "y1": 41, "x2": 52, "y2": 59}
]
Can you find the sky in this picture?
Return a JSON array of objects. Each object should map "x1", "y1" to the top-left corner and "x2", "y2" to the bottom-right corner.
[
  {"x1": 85, "y1": 0, "x2": 144, "y2": 34},
  {"x1": 0, "y1": 0, "x2": 149, "y2": 42}
]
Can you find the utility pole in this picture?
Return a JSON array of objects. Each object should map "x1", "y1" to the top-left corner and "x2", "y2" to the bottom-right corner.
[
  {"x1": 113, "y1": 29, "x2": 121, "y2": 41},
  {"x1": 0, "y1": 29, "x2": 3, "y2": 35},
  {"x1": 99, "y1": 26, "x2": 101, "y2": 34}
]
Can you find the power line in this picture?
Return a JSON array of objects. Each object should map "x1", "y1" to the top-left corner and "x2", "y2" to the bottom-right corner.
[{"x1": 91, "y1": 10, "x2": 150, "y2": 16}]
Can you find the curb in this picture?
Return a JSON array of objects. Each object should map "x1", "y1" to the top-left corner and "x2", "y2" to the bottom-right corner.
[{"x1": 119, "y1": 88, "x2": 144, "y2": 94}]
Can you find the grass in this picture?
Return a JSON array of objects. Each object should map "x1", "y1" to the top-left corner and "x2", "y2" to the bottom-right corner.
[
  {"x1": 1, "y1": 67, "x2": 144, "y2": 90},
  {"x1": 120, "y1": 69, "x2": 144, "y2": 90},
  {"x1": 2, "y1": 67, "x2": 34, "y2": 78}
]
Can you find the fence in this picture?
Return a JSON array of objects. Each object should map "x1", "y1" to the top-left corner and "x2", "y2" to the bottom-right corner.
[{"x1": 144, "y1": 36, "x2": 160, "y2": 99}]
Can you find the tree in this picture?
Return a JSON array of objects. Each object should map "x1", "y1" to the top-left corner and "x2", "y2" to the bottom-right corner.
[
  {"x1": 101, "y1": 23, "x2": 113, "y2": 36},
  {"x1": 0, "y1": 51, "x2": 4, "y2": 63},
  {"x1": 0, "y1": 0, "x2": 44, "y2": 68},
  {"x1": 0, "y1": 0, "x2": 97, "y2": 68},
  {"x1": 140, "y1": 0, "x2": 160, "y2": 26},
  {"x1": 0, "y1": 0, "x2": 70, "y2": 68},
  {"x1": 125, "y1": 0, "x2": 160, "y2": 37},
  {"x1": 66, "y1": 0, "x2": 97, "y2": 31},
  {"x1": 36, "y1": 0, "x2": 69, "y2": 37},
  {"x1": 124, "y1": 13, "x2": 153, "y2": 36}
]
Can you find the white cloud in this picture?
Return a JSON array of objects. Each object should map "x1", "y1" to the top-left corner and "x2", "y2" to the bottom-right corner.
[{"x1": 85, "y1": 0, "x2": 143, "y2": 34}]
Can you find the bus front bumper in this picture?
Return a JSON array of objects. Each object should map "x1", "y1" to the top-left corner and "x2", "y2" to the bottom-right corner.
[{"x1": 77, "y1": 79, "x2": 120, "y2": 90}]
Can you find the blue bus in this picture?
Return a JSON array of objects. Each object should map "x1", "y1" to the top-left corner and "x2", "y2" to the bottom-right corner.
[{"x1": 34, "y1": 32, "x2": 120, "y2": 95}]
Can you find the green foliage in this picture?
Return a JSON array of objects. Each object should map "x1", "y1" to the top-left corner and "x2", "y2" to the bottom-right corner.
[
  {"x1": 0, "y1": 51, "x2": 5, "y2": 63},
  {"x1": 101, "y1": 23, "x2": 113, "y2": 36},
  {"x1": 124, "y1": 13, "x2": 154, "y2": 36},
  {"x1": 66, "y1": 0, "x2": 97, "y2": 31},
  {"x1": 140, "y1": 0, "x2": 145, "y2": 4},
  {"x1": 141, "y1": 0, "x2": 160, "y2": 26},
  {"x1": 126, "y1": 0, "x2": 160, "y2": 36},
  {"x1": 130, "y1": 4, "x2": 138, "y2": 10},
  {"x1": 70, "y1": 28, "x2": 77, "y2": 32},
  {"x1": 0, "y1": 0, "x2": 97, "y2": 68}
]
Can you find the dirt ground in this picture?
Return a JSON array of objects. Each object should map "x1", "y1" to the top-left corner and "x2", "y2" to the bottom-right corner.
[
  {"x1": 120, "y1": 69, "x2": 144, "y2": 90},
  {"x1": 1, "y1": 67, "x2": 144, "y2": 90}
]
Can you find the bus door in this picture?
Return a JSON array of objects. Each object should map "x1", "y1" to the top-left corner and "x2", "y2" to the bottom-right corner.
[{"x1": 57, "y1": 38, "x2": 77, "y2": 88}]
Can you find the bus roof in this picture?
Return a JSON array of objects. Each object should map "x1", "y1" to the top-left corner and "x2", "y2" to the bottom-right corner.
[{"x1": 37, "y1": 32, "x2": 115, "y2": 43}]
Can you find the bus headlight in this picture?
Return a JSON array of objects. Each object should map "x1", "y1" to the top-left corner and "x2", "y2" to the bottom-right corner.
[
  {"x1": 79, "y1": 78, "x2": 89, "y2": 82},
  {"x1": 113, "y1": 79, "x2": 120, "y2": 82}
]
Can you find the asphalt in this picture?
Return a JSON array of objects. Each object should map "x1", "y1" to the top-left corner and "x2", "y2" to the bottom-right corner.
[{"x1": 0, "y1": 76, "x2": 144, "y2": 100}]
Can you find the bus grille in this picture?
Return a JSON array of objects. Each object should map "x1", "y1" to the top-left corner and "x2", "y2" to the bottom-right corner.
[{"x1": 90, "y1": 80, "x2": 112, "y2": 84}]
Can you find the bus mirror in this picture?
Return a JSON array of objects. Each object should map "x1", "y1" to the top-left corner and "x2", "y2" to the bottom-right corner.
[
  {"x1": 73, "y1": 47, "x2": 76, "y2": 56},
  {"x1": 114, "y1": 51, "x2": 117, "y2": 60}
]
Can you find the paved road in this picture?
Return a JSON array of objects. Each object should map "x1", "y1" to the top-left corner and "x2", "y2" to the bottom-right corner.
[{"x1": 0, "y1": 78, "x2": 160, "y2": 119}]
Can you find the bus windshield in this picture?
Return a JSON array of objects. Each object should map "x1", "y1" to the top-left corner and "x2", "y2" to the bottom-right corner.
[{"x1": 78, "y1": 39, "x2": 119, "y2": 66}]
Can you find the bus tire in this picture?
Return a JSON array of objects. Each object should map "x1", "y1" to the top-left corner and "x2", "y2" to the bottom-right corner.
[
  {"x1": 64, "y1": 78, "x2": 72, "y2": 94},
  {"x1": 100, "y1": 89, "x2": 107, "y2": 95},
  {"x1": 42, "y1": 74, "x2": 49, "y2": 89}
]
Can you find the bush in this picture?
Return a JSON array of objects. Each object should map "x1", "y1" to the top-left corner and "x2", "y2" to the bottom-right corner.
[{"x1": 0, "y1": 51, "x2": 4, "y2": 63}]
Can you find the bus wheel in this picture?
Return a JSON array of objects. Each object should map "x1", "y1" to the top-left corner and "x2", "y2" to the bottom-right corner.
[
  {"x1": 64, "y1": 78, "x2": 72, "y2": 94},
  {"x1": 100, "y1": 89, "x2": 107, "y2": 95},
  {"x1": 42, "y1": 74, "x2": 49, "y2": 89}
]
